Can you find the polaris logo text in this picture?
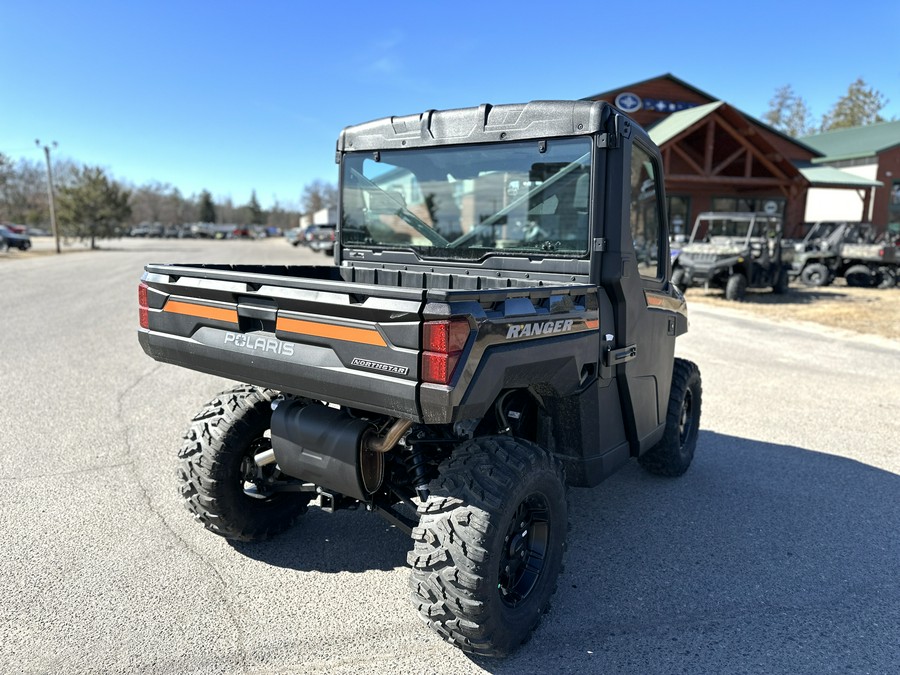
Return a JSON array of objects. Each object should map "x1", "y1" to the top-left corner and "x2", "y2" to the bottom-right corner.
[
  {"x1": 224, "y1": 332, "x2": 295, "y2": 356},
  {"x1": 506, "y1": 319, "x2": 574, "y2": 339},
  {"x1": 350, "y1": 357, "x2": 409, "y2": 376}
]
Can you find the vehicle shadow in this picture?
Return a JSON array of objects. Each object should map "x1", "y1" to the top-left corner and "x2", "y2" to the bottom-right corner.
[
  {"x1": 229, "y1": 503, "x2": 411, "y2": 573},
  {"x1": 688, "y1": 287, "x2": 849, "y2": 305},
  {"x1": 226, "y1": 430, "x2": 900, "y2": 671},
  {"x1": 483, "y1": 431, "x2": 900, "y2": 674}
]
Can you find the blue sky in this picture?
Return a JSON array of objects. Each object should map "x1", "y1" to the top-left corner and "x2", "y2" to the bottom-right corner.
[{"x1": 2, "y1": 0, "x2": 898, "y2": 210}]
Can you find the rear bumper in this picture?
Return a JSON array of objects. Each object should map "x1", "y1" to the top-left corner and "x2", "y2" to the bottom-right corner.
[{"x1": 138, "y1": 328, "x2": 422, "y2": 420}]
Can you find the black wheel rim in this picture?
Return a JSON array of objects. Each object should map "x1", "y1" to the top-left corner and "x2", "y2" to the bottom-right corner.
[
  {"x1": 678, "y1": 388, "x2": 695, "y2": 449},
  {"x1": 498, "y1": 494, "x2": 550, "y2": 608}
]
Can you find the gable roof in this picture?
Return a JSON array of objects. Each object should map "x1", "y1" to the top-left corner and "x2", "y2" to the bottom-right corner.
[
  {"x1": 800, "y1": 119, "x2": 900, "y2": 162},
  {"x1": 582, "y1": 72, "x2": 718, "y2": 104},
  {"x1": 647, "y1": 101, "x2": 725, "y2": 146},
  {"x1": 584, "y1": 73, "x2": 821, "y2": 158}
]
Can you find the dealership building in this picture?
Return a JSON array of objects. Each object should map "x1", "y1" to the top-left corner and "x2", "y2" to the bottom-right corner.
[{"x1": 585, "y1": 74, "x2": 891, "y2": 238}]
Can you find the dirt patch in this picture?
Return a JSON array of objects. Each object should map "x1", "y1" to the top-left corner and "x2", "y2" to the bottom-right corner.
[{"x1": 685, "y1": 281, "x2": 900, "y2": 341}]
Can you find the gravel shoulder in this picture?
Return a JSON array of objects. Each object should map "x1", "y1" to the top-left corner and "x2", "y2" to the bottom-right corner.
[{"x1": 682, "y1": 280, "x2": 900, "y2": 342}]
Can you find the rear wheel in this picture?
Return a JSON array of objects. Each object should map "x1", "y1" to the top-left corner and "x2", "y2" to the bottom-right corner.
[
  {"x1": 875, "y1": 267, "x2": 897, "y2": 289},
  {"x1": 845, "y1": 264, "x2": 874, "y2": 288},
  {"x1": 408, "y1": 436, "x2": 567, "y2": 657},
  {"x1": 638, "y1": 358, "x2": 702, "y2": 477},
  {"x1": 725, "y1": 273, "x2": 747, "y2": 301},
  {"x1": 178, "y1": 384, "x2": 311, "y2": 541},
  {"x1": 771, "y1": 267, "x2": 789, "y2": 294}
]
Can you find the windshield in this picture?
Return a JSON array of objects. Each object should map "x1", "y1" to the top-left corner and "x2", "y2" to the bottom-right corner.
[
  {"x1": 690, "y1": 216, "x2": 780, "y2": 242},
  {"x1": 340, "y1": 137, "x2": 592, "y2": 260}
]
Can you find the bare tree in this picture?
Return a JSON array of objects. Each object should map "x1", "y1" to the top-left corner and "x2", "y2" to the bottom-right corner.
[
  {"x1": 301, "y1": 179, "x2": 337, "y2": 216},
  {"x1": 762, "y1": 85, "x2": 815, "y2": 137}
]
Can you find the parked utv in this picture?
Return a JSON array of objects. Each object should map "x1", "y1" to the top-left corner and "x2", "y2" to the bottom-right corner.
[
  {"x1": 671, "y1": 212, "x2": 789, "y2": 300},
  {"x1": 791, "y1": 221, "x2": 898, "y2": 288},
  {"x1": 138, "y1": 100, "x2": 702, "y2": 657}
]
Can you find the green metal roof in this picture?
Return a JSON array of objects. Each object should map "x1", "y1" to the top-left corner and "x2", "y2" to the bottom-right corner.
[
  {"x1": 647, "y1": 101, "x2": 724, "y2": 146},
  {"x1": 797, "y1": 164, "x2": 882, "y2": 188},
  {"x1": 800, "y1": 120, "x2": 900, "y2": 162}
]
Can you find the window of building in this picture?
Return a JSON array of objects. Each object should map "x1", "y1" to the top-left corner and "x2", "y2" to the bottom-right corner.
[
  {"x1": 711, "y1": 196, "x2": 785, "y2": 216},
  {"x1": 630, "y1": 143, "x2": 664, "y2": 280},
  {"x1": 667, "y1": 195, "x2": 690, "y2": 243},
  {"x1": 889, "y1": 180, "x2": 900, "y2": 225}
]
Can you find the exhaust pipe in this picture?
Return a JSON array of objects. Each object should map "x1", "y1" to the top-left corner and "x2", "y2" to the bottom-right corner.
[
  {"x1": 263, "y1": 402, "x2": 413, "y2": 502},
  {"x1": 367, "y1": 419, "x2": 413, "y2": 453}
]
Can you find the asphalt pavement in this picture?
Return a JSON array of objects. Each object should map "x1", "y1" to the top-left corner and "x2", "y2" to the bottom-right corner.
[{"x1": 1, "y1": 237, "x2": 898, "y2": 674}]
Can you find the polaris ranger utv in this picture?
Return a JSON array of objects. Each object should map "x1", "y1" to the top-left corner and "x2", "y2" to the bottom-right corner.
[
  {"x1": 671, "y1": 211, "x2": 790, "y2": 300},
  {"x1": 791, "y1": 221, "x2": 898, "y2": 288},
  {"x1": 138, "y1": 100, "x2": 702, "y2": 657}
]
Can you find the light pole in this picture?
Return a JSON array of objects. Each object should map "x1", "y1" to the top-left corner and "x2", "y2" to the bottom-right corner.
[{"x1": 35, "y1": 139, "x2": 60, "y2": 254}]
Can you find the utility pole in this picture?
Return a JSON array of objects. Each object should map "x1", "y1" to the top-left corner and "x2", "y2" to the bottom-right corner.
[{"x1": 35, "y1": 139, "x2": 60, "y2": 254}]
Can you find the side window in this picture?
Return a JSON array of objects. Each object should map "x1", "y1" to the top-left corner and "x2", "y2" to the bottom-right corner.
[{"x1": 630, "y1": 144, "x2": 664, "y2": 280}]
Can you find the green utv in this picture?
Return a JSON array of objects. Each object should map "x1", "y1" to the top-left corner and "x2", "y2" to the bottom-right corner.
[
  {"x1": 790, "y1": 221, "x2": 899, "y2": 289},
  {"x1": 138, "y1": 100, "x2": 702, "y2": 656},
  {"x1": 671, "y1": 211, "x2": 790, "y2": 301}
]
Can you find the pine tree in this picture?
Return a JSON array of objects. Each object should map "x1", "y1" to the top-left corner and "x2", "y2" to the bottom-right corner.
[
  {"x1": 56, "y1": 166, "x2": 131, "y2": 248},
  {"x1": 820, "y1": 78, "x2": 889, "y2": 131},
  {"x1": 247, "y1": 190, "x2": 264, "y2": 225},
  {"x1": 199, "y1": 190, "x2": 217, "y2": 223}
]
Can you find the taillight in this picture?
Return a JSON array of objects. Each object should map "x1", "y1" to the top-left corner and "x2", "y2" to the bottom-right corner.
[
  {"x1": 138, "y1": 282, "x2": 149, "y2": 329},
  {"x1": 422, "y1": 319, "x2": 469, "y2": 385}
]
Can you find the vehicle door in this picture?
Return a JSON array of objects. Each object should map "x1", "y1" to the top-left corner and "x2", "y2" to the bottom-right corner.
[{"x1": 599, "y1": 130, "x2": 678, "y2": 452}]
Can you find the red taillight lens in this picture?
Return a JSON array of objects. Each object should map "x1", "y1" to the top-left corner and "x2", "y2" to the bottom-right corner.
[
  {"x1": 138, "y1": 282, "x2": 149, "y2": 329},
  {"x1": 423, "y1": 319, "x2": 469, "y2": 353},
  {"x1": 422, "y1": 319, "x2": 469, "y2": 385},
  {"x1": 422, "y1": 351, "x2": 461, "y2": 385}
]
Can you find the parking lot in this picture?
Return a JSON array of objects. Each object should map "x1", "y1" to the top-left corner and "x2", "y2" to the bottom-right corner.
[{"x1": 1, "y1": 237, "x2": 898, "y2": 674}]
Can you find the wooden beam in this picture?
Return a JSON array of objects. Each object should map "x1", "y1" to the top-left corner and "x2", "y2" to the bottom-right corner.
[
  {"x1": 711, "y1": 147, "x2": 746, "y2": 177},
  {"x1": 665, "y1": 174, "x2": 793, "y2": 186},
  {"x1": 713, "y1": 114, "x2": 789, "y2": 179},
  {"x1": 671, "y1": 143, "x2": 705, "y2": 176},
  {"x1": 704, "y1": 120, "x2": 715, "y2": 174}
]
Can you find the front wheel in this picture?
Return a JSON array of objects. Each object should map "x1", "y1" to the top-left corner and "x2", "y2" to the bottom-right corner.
[
  {"x1": 725, "y1": 273, "x2": 747, "y2": 301},
  {"x1": 800, "y1": 263, "x2": 830, "y2": 287},
  {"x1": 408, "y1": 436, "x2": 567, "y2": 657},
  {"x1": 638, "y1": 358, "x2": 702, "y2": 477},
  {"x1": 178, "y1": 384, "x2": 311, "y2": 541}
]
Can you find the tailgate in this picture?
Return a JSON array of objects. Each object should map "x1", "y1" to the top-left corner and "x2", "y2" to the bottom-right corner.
[{"x1": 138, "y1": 264, "x2": 426, "y2": 420}]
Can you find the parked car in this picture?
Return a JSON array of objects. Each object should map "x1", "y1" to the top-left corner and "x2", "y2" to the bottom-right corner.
[
  {"x1": 284, "y1": 227, "x2": 304, "y2": 246},
  {"x1": 307, "y1": 224, "x2": 337, "y2": 254},
  {"x1": 0, "y1": 225, "x2": 32, "y2": 252}
]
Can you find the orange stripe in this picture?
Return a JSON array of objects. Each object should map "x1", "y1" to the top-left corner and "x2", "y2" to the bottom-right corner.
[
  {"x1": 164, "y1": 299, "x2": 238, "y2": 324},
  {"x1": 585, "y1": 319, "x2": 600, "y2": 329},
  {"x1": 277, "y1": 316, "x2": 387, "y2": 347}
]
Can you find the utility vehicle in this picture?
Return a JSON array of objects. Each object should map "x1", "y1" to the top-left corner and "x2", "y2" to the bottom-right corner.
[
  {"x1": 791, "y1": 221, "x2": 898, "y2": 288},
  {"x1": 671, "y1": 212, "x2": 789, "y2": 300},
  {"x1": 138, "y1": 100, "x2": 702, "y2": 656}
]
